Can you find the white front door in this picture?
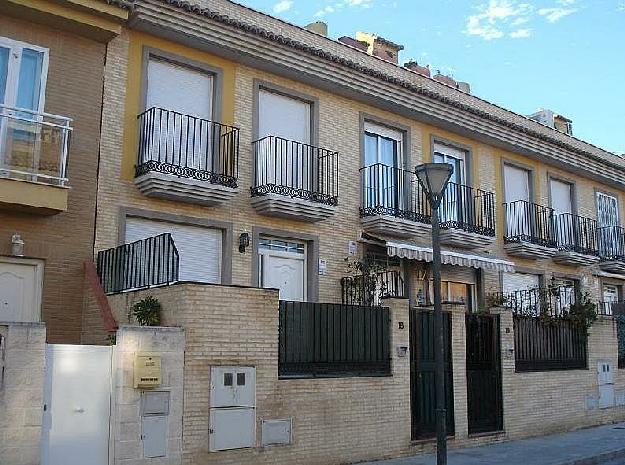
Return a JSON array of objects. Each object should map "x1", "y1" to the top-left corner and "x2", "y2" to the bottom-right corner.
[
  {"x1": 0, "y1": 258, "x2": 43, "y2": 322},
  {"x1": 504, "y1": 164, "x2": 531, "y2": 239},
  {"x1": 259, "y1": 238, "x2": 306, "y2": 301},
  {"x1": 551, "y1": 179, "x2": 573, "y2": 245},
  {"x1": 125, "y1": 217, "x2": 222, "y2": 284},
  {"x1": 257, "y1": 89, "x2": 312, "y2": 190},
  {"x1": 597, "y1": 192, "x2": 620, "y2": 256},
  {"x1": 145, "y1": 58, "x2": 213, "y2": 170},
  {"x1": 603, "y1": 284, "x2": 619, "y2": 315},
  {"x1": 41, "y1": 344, "x2": 112, "y2": 465}
]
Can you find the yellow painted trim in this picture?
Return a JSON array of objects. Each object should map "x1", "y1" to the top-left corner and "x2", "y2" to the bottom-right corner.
[
  {"x1": 6, "y1": 0, "x2": 125, "y2": 34},
  {"x1": 0, "y1": 178, "x2": 68, "y2": 214},
  {"x1": 121, "y1": 31, "x2": 237, "y2": 180}
]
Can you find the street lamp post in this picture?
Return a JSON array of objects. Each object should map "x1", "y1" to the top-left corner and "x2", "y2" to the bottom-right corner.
[{"x1": 415, "y1": 162, "x2": 454, "y2": 465}]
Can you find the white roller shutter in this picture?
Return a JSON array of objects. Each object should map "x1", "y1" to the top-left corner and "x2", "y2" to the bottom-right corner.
[
  {"x1": 502, "y1": 272, "x2": 539, "y2": 294},
  {"x1": 258, "y1": 89, "x2": 310, "y2": 143},
  {"x1": 125, "y1": 217, "x2": 222, "y2": 283}
]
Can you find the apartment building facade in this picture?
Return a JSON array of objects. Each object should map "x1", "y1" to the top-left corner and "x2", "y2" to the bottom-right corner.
[
  {"x1": 0, "y1": 0, "x2": 128, "y2": 342},
  {"x1": 92, "y1": 0, "x2": 625, "y2": 320}
]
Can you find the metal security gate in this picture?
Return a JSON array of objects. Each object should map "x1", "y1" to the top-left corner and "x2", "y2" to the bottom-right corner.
[
  {"x1": 409, "y1": 309, "x2": 454, "y2": 440},
  {"x1": 466, "y1": 314, "x2": 503, "y2": 434},
  {"x1": 41, "y1": 344, "x2": 112, "y2": 465}
]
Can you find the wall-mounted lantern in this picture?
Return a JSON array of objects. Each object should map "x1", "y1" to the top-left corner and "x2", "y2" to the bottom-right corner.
[
  {"x1": 239, "y1": 232, "x2": 250, "y2": 253},
  {"x1": 11, "y1": 234, "x2": 24, "y2": 257}
]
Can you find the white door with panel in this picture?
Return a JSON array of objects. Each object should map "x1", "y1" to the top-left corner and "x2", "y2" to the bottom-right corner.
[
  {"x1": 125, "y1": 217, "x2": 222, "y2": 283},
  {"x1": 258, "y1": 238, "x2": 306, "y2": 302},
  {"x1": 504, "y1": 164, "x2": 531, "y2": 240},
  {"x1": 597, "y1": 192, "x2": 621, "y2": 257},
  {"x1": 0, "y1": 258, "x2": 43, "y2": 322},
  {"x1": 550, "y1": 179, "x2": 574, "y2": 247},
  {"x1": 257, "y1": 89, "x2": 312, "y2": 191},
  {"x1": 145, "y1": 58, "x2": 213, "y2": 170},
  {"x1": 41, "y1": 345, "x2": 112, "y2": 465}
]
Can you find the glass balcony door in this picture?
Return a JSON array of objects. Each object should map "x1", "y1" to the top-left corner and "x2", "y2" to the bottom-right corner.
[
  {"x1": 597, "y1": 192, "x2": 621, "y2": 257},
  {"x1": 145, "y1": 57, "x2": 214, "y2": 172},
  {"x1": 0, "y1": 37, "x2": 48, "y2": 179},
  {"x1": 363, "y1": 122, "x2": 402, "y2": 211},
  {"x1": 434, "y1": 144, "x2": 467, "y2": 224},
  {"x1": 504, "y1": 164, "x2": 532, "y2": 240},
  {"x1": 550, "y1": 179, "x2": 574, "y2": 247}
]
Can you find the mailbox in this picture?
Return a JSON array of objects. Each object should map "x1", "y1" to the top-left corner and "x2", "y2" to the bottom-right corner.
[
  {"x1": 134, "y1": 354, "x2": 162, "y2": 389},
  {"x1": 141, "y1": 391, "x2": 170, "y2": 458}
]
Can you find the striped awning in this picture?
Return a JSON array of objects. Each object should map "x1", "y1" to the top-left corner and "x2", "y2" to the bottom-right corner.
[{"x1": 387, "y1": 241, "x2": 515, "y2": 273}]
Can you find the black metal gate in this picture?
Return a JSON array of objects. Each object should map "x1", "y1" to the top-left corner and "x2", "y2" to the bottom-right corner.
[
  {"x1": 409, "y1": 309, "x2": 454, "y2": 440},
  {"x1": 466, "y1": 313, "x2": 503, "y2": 434}
]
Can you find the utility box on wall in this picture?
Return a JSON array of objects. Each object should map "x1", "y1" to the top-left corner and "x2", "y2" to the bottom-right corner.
[
  {"x1": 598, "y1": 360, "x2": 615, "y2": 409},
  {"x1": 209, "y1": 366, "x2": 256, "y2": 452},
  {"x1": 141, "y1": 391, "x2": 170, "y2": 458},
  {"x1": 134, "y1": 354, "x2": 162, "y2": 389}
]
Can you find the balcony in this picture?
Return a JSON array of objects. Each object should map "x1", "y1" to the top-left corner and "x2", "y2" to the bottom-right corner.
[
  {"x1": 359, "y1": 164, "x2": 431, "y2": 238},
  {"x1": 597, "y1": 301, "x2": 625, "y2": 317},
  {"x1": 439, "y1": 182, "x2": 496, "y2": 249},
  {"x1": 552, "y1": 213, "x2": 600, "y2": 266},
  {"x1": 598, "y1": 226, "x2": 625, "y2": 273},
  {"x1": 134, "y1": 107, "x2": 239, "y2": 206},
  {"x1": 250, "y1": 136, "x2": 339, "y2": 222},
  {"x1": 0, "y1": 105, "x2": 72, "y2": 214},
  {"x1": 503, "y1": 200, "x2": 557, "y2": 259},
  {"x1": 341, "y1": 270, "x2": 405, "y2": 306}
]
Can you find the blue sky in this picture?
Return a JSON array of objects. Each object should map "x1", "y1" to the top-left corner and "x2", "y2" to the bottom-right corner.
[{"x1": 235, "y1": 0, "x2": 625, "y2": 155}]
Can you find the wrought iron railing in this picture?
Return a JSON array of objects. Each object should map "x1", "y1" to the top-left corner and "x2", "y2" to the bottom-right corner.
[
  {"x1": 136, "y1": 107, "x2": 239, "y2": 188},
  {"x1": 598, "y1": 225, "x2": 625, "y2": 261},
  {"x1": 251, "y1": 136, "x2": 339, "y2": 206},
  {"x1": 360, "y1": 163, "x2": 430, "y2": 223},
  {"x1": 440, "y1": 182, "x2": 496, "y2": 236},
  {"x1": 279, "y1": 300, "x2": 391, "y2": 378},
  {"x1": 0, "y1": 104, "x2": 72, "y2": 186},
  {"x1": 341, "y1": 270, "x2": 405, "y2": 306},
  {"x1": 503, "y1": 200, "x2": 557, "y2": 247},
  {"x1": 96, "y1": 233, "x2": 179, "y2": 294},
  {"x1": 597, "y1": 301, "x2": 625, "y2": 317},
  {"x1": 554, "y1": 213, "x2": 599, "y2": 256},
  {"x1": 490, "y1": 285, "x2": 577, "y2": 317}
]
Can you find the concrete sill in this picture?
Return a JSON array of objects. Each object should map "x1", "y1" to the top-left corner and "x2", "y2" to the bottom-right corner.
[{"x1": 0, "y1": 177, "x2": 68, "y2": 215}]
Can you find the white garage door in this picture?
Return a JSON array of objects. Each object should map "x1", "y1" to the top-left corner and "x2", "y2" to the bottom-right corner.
[
  {"x1": 502, "y1": 272, "x2": 539, "y2": 294},
  {"x1": 125, "y1": 217, "x2": 222, "y2": 283}
]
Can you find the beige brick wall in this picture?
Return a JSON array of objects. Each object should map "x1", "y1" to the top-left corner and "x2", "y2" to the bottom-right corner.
[
  {"x1": 106, "y1": 284, "x2": 625, "y2": 465},
  {"x1": 0, "y1": 322, "x2": 46, "y2": 465},
  {"x1": 0, "y1": 16, "x2": 107, "y2": 343}
]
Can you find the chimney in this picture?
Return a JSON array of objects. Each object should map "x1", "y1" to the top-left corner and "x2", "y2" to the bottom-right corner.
[
  {"x1": 528, "y1": 109, "x2": 573, "y2": 136},
  {"x1": 338, "y1": 36, "x2": 369, "y2": 52},
  {"x1": 355, "y1": 31, "x2": 404, "y2": 64},
  {"x1": 404, "y1": 60, "x2": 431, "y2": 77},
  {"x1": 433, "y1": 71, "x2": 457, "y2": 88},
  {"x1": 305, "y1": 21, "x2": 328, "y2": 37},
  {"x1": 457, "y1": 81, "x2": 471, "y2": 93}
]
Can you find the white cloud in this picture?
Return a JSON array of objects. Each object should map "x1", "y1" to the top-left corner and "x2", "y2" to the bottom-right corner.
[
  {"x1": 538, "y1": 6, "x2": 577, "y2": 22},
  {"x1": 510, "y1": 28, "x2": 531, "y2": 38},
  {"x1": 314, "y1": 0, "x2": 373, "y2": 17},
  {"x1": 464, "y1": 0, "x2": 534, "y2": 40},
  {"x1": 617, "y1": 1, "x2": 625, "y2": 11},
  {"x1": 272, "y1": 0, "x2": 293, "y2": 14}
]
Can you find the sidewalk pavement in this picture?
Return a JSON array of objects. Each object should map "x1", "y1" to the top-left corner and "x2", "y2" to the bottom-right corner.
[{"x1": 358, "y1": 422, "x2": 625, "y2": 465}]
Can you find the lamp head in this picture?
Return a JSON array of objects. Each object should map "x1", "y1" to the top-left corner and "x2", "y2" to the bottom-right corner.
[{"x1": 415, "y1": 163, "x2": 454, "y2": 208}]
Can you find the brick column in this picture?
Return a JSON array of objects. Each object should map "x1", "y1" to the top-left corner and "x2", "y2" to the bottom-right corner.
[
  {"x1": 489, "y1": 307, "x2": 515, "y2": 434},
  {"x1": 447, "y1": 304, "x2": 468, "y2": 440}
]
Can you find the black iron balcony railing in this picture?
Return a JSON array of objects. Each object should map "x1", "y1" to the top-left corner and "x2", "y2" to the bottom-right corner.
[
  {"x1": 440, "y1": 182, "x2": 496, "y2": 236},
  {"x1": 251, "y1": 135, "x2": 339, "y2": 206},
  {"x1": 360, "y1": 163, "x2": 430, "y2": 223},
  {"x1": 490, "y1": 285, "x2": 577, "y2": 317},
  {"x1": 136, "y1": 107, "x2": 239, "y2": 188},
  {"x1": 597, "y1": 301, "x2": 625, "y2": 317},
  {"x1": 598, "y1": 225, "x2": 625, "y2": 261},
  {"x1": 0, "y1": 104, "x2": 72, "y2": 186},
  {"x1": 503, "y1": 200, "x2": 557, "y2": 247},
  {"x1": 341, "y1": 270, "x2": 405, "y2": 306},
  {"x1": 555, "y1": 213, "x2": 599, "y2": 256},
  {"x1": 96, "y1": 233, "x2": 179, "y2": 295}
]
